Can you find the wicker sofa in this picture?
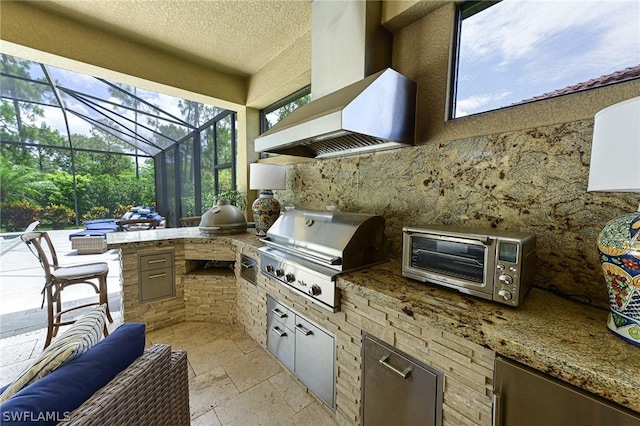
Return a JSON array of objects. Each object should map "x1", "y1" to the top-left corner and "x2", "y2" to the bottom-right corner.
[
  {"x1": 0, "y1": 323, "x2": 190, "y2": 425},
  {"x1": 66, "y1": 344, "x2": 189, "y2": 425}
]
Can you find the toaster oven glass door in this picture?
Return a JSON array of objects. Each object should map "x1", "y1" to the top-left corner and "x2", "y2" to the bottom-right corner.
[{"x1": 408, "y1": 234, "x2": 491, "y2": 294}]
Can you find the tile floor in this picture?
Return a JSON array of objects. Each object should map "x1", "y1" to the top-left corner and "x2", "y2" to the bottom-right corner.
[
  {"x1": 0, "y1": 227, "x2": 339, "y2": 425},
  {"x1": 0, "y1": 319, "x2": 339, "y2": 425}
]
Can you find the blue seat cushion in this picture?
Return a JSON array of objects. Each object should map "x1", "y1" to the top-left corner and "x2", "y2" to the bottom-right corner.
[
  {"x1": 0, "y1": 323, "x2": 145, "y2": 425},
  {"x1": 68, "y1": 229, "x2": 115, "y2": 241},
  {"x1": 84, "y1": 222, "x2": 120, "y2": 231},
  {"x1": 83, "y1": 219, "x2": 116, "y2": 225}
]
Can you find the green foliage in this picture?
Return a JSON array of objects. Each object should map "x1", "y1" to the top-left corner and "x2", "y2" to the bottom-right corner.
[
  {"x1": 205, "y1": 190, "x2": 246, "y2": 212},
  {"x1": 0, "y1": 200, "x2": 40, "y2": 231},
  {"x1": 41, "y1": 204, "x2": 75, "y2": 229},
  {"x1": 40, "y1": 171, "x2": 92, "y2": 212},
  {"x1": 1, "y1": 55, "x2": 241, "y2": 226},
  {"x1": 81, "y1": 206, "x2": 111, "y2": 221},
  {"x1": 0, "y1": 156, "x2": 46, "y2": 203}
]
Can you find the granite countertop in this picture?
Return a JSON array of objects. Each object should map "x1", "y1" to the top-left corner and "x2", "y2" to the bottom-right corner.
[
  {"x1": 338, "y1": 259, "x2": 640, "y2": 414},
  {"x1": 106, "y1": 227, "x2": 261, "y2": 249},
  {"x1": 105, "y1": 230, "x2": 639, "y2": 413}
]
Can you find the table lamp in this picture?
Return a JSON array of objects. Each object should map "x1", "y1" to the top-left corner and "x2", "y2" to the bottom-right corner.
[
  {"x1": 587, "y1": 96, "x2": 640, "y2": 346},
  {"x1": 249, "y1": 163, "x2": 286, "y2": 237}
]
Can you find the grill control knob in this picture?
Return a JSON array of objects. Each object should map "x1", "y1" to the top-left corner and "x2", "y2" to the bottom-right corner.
[
  {"x1": 275, "y1": 269, "x2": 285, "y2": 277},
  {"x1": 498, "y1": 274, "x2": 513, "y2": 285},
  {"x1": 266, "y1": 264, "x2": 274, "y2": 273},
  {"x1": 309, "y1": 284, "x2": 322, "y2": 296},
  {"x1": 285, "y1": 273, "x2": 295, "y2": 283},
  {"x1": 498, "y1": 288, "x2": 513, "y2": 301}
]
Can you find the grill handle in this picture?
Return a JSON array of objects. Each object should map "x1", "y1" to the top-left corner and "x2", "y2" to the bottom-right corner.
[{"x1": 261, "y1": 238, "x2": 342, "y2": 266}]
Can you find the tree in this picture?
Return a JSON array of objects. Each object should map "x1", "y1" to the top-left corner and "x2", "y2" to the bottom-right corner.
[
  {"x1": 0, "y1": 55, "x2": 52, "y2": 144},
  {"x1": 0, "y1": 157, "x2": 46, "y2": 202}
]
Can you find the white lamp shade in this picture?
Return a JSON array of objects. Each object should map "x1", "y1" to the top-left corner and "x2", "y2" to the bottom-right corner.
[
  {"x1": 587, "y1": 96, "x2": 640, "y2": 192},
  {"x1": 249, "y1": 163, "x2": 286, "y2": 190}
]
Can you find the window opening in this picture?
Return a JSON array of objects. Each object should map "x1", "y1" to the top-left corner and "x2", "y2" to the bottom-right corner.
[
  {"x1": 450, "y1": 0, "x2": 640, "y2": 119},
  {"x1": 0, "y1": 53, "x2": 236, "y2": 229},
  {"x1": 259, "y1": 86, "x2": 311, "y2": 158}
]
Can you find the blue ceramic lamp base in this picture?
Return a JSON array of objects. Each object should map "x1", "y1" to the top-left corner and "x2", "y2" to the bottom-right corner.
[{"x1": 597, "y1": 208, "x2": 640, "y2": 347}]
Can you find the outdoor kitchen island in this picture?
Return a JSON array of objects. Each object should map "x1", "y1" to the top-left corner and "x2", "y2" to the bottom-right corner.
[{"x1": 106, "y1": 229, "x2": 640, "y2": 425}]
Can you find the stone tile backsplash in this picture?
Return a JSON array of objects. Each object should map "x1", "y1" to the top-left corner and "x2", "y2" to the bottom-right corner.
[{"x1": 276, "y1": 119, "x2": 637, "y2": 308}]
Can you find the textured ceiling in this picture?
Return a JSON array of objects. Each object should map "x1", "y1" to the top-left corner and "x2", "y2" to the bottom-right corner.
[{"x1": 30, "y1": 0, "x2": 312, "y2": 78}]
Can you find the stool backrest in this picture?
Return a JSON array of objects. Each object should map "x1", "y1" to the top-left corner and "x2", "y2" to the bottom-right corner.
[
  {"x1": 116, "y1": 218, "x2": 158, "y2": 231},
  {"x1": 179, "y1": 216, "x2": 201, "y2": 227},
  {"x1": 21, "y1": 231, "x2": 59, "y2": 284}
]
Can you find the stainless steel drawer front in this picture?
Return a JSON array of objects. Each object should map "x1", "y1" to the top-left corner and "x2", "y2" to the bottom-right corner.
[
  {"x1": 138, "y1": 250, "x2": 175, "y2": 302},
  {"x1": 140, "y1": 268, "x2": 174, "y2": 301},
  {"x1": 240, "y1": 254, "x2": 257, "y2": 285},
  {"x1": 267, "y1": 295, "x2": 295, "y2": 331},
  {"x1": 140, "y1": 252, "x2": 173, "y2": 271},
  {"x1": 266, "y1": 315, "x2": 294, "y2": 371}
]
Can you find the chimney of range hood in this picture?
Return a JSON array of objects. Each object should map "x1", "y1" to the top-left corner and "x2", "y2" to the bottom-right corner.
[{"x1": 254, "y1": 0, "x2": 417, "y2": 159}]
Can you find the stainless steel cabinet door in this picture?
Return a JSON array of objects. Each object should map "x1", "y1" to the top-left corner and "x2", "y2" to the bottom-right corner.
[
  {"x1": 294, "y1": 316, "x2": 336, "y2": 408},
  {"x1": 494, "y1": 356, "x2": 640, "y2": 426},
  {"x1": 362, "y1": 334, "x2": 442, "y2": 426}
]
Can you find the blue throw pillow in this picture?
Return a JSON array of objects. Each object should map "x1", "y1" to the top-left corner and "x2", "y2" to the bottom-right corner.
[{"x1": 0, "y1": 323, "x2": 145, "y2": 425}]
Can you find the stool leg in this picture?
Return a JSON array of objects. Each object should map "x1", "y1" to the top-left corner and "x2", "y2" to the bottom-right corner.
[
  {"x1": 99, "y1": 274, "x2": 113, "y2": 323},
  {"x1": 44, "y1": 285, "x2": 54, "y2": 349},
  {"x1": 52, "y1": 285, "x2": 62, "y2": 339}
]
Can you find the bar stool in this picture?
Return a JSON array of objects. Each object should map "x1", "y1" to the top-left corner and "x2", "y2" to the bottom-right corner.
[{"x1": 21, "y1": 231, "x2": 113, "y2": 348}]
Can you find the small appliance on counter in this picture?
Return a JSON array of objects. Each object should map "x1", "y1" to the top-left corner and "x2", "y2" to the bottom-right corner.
[
  {"x1": 199, "y1": 199, "x2": 247, "y2": 236},
  {"x1": 402, "y1": 225, "x2": 536, "y2": 307}
]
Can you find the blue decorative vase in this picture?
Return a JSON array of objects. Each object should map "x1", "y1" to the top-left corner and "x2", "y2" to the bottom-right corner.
[
  {"x1": 597, "y1": 211, "x2": 640, "y2": 346},
  {"x1": 252, "y1": 190, "x2": 281, "y2": 237}
]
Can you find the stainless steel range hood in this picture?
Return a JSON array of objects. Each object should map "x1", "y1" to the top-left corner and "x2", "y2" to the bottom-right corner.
[{"x1": 254, "y1": 0, "x2": 417, "y2": 159}]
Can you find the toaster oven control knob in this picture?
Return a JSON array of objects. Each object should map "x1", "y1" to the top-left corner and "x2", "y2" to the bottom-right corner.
[
  {"x1": 498, "y1": 288, "x2": 513, "y2": 301},
  {"x1": 498, "y1": 274, "x2": 513, "y2": 286},
  {"x1": 285, "y1": 273, "x2": 295, "y2": 283},
  {"x1": 275, "y1": 268, "x2": 285, "y2": 277},
  {"x1": 309, "y1": 284, "x2": 322, "y2": 296}
]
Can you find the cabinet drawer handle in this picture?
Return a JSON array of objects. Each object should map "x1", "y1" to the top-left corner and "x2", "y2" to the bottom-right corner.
[
  {"x1": 148, "y1": 272, "x2": 167, "y2": 279},
  {"x1": 379, "y1": 355, "x2": 412, "y2": 379},
  {"x1": 492, "y1": 392, "x2": 502, "y2": 426},
  {"x1": 241, "y1": 262, "x2": 255, "y2": 268},
  {"x1": 148, "y1": 259, "x2": 167, "y2": 264},
  {"x1": 271, "y1": 308, "x2": 287, "y2": 318},
  {"x1": 271, "y1": 326, "x2": 287, "y2": 337},
  {"x1": 295, "y1": 324, "x2": 313, "y2": 336}
]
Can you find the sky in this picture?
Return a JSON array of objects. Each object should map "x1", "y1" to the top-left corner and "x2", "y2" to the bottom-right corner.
[
  {"x1": 18, "y1": 60, "x2": 219, "y2": 152},
  {"x1": 455, "y1": 0, "x2": 640, "y2": 118}
]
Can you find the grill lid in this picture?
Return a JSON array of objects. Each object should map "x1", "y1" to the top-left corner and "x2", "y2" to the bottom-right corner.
[
  {"x1": 199, "y1": 199, "x2": 247, "y2": 236},
  {"x1": 262, "y1": 209, "x2": 385, "y2": 272}
]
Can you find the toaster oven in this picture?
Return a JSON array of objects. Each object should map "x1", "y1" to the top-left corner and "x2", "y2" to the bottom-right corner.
[{"x1": 402, "y1": 225, "x2": 536, "y2": 307}]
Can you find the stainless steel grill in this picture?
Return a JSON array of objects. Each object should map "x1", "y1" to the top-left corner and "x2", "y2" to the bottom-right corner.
[{"x1": 258, "y1": 209, "x2": 386, "y2": 311}]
